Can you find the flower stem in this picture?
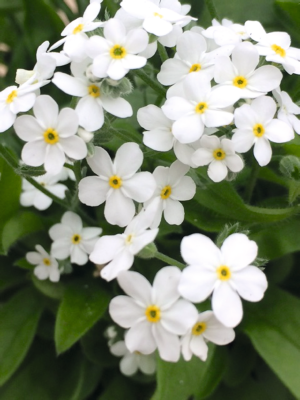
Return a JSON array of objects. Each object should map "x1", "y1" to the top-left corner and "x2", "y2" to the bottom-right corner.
[
  {"x1": 157, "y1": 42, "x2": 169, "y2": 63},
  {"x1": 133, "y1": 69, "x2": 167, "y2": 97},
  {"x1": 205, "y1": 0, "x2": 220, "y2": 20},
  {"x1": 154, "y1": 251, "x2": 186, "y2": 270},
  {"x1": 244, "y1": 157, "x2": 260, "y2": 203}
]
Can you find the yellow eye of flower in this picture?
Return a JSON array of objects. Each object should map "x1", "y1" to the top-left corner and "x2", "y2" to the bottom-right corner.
[
  {"x1": 6, "y1": 90, "x2": 17, "y2": 104},
  {"x1": 73, "y1": 24, "x2": 84, "y2": 35},
  {"x1": 160, "y1": 185, "x2": 172, "y2": 199},
  {"x1": 253, "y1": 123, "x2": 265, "y2": 137},
  {"x1": 189, "y1": 63, "x2": 202, "y2": 73},
  {"x1": 43, "y1": 258, "x2": 51, "y2": 266},
  {"x1": 43, "y1": 128, "x2": 59, "y2": 145},
  {"x1": 195, "y1": 102, "x2": 208, "y2": 114},
  {"x1": 88, "y1": 84, "x2": 100, "y2": 98},
  {"x1": 72, "y1": 234, "x2": 81, "y2": 244},
  {"x1": 145, "y1": 305, "x2": 161, "y2": 323},
  {"x1": 154, "y1": 12, "x2": 163, "y2": 18},
  {"x1": 233, "y1": 76, "x2": 248, "y2": 88},
  {"x1": 271, "y1": 44, "x2": 286, "y2": 58},
  {"x1": 110, "y1": 45, "x2": 127, "y2": 59},
  {"x1": 109, "y1": 175, "x2": 122, "y2": 189},
  {"x1": 213, "y1": 148, "x2": 226, "y2": 160},
  {"x1": 216, "y1": 265, "x2": 231, "y2": 281},
  {"x1": 192, "y1": 322, "x2": 207, "y2": 336}
]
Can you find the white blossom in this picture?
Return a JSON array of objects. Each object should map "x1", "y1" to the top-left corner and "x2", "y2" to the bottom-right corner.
[
  {"x1": 273, "y1": 88, "x2": 300, "y2": 135},
  {"x1": 26, "y1": 245, "x2": 60, "y2": 282}
]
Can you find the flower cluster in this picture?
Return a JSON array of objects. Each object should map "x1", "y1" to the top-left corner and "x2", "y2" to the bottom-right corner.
[{"x1": 3, "y1": 0, "x2": 300, "y2": 375}]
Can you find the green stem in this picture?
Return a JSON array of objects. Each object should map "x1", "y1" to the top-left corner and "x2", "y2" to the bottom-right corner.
[
  {"x1": 133, "y1": 69, "x2": 167, "y2": 97},
  {"x1": 244, "y1": 158, "x2": 260, "y2": 203},
  {"x1": 157, "y1": 42, "x2": 169, "y2": 63},
  {"x1": 205, "y1": 0, "x2": 219, "y2": 20},
  {"x1": 154, "y1": 251, "x2": 186, "y2": 270}
]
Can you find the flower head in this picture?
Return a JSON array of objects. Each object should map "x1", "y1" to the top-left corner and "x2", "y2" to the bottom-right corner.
[{"x1": 26, "y1": 245, "x2": 60, "y2": 282}]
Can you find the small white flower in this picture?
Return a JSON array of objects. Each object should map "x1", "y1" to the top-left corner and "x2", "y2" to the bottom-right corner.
[
  {"x1": 273, "y1": 88, "x2": 300, "y2": 135},
  {"x1": 178, "y1": 233, "x2": 268, "y2": 328},
  {"x1": 202, "y1": 18, "x2": 249, "y2": 47},
  {"x1": 145, "y1": 160, "x2": 196, "y2": 228},
  {"x1": 232, "y1": 96, "x2": 294, "y2": 166},
  {"x1": 90, "y1": 207, "x2": 158, "y2": 281},
  {"x1": 0, "y1": 80, "x2": 46, "y2": 133},
  {"x1": 78, "y1": 143, "x2": 156, "y2": 227},
  {"x1": 26, "y1": 245, "x2": 60, "y2": 282},
  {"x1": 192, "y1": 135, "x2": 244, "y2": 182},
  {"x1": 14, "y1": 95, "x2": 87, "y2": 175},
  {"x1": 162, "y1": 73, "x2": 235, "y2": 143},
  {"x1": 52, "y1": 58, "x2": 132, "y2": 132},
  {"x1": 214, "y1": 42, "x2": 283, "y2": 102},
  {"x1": 50, "y1": 2, "x2": 104, "y2": 62},
  {"x1": 87, "y1": 19, "x2": 148, "y2": 80},
  {"x1": 110, "y1": 339, "x2": 156, "y2": 376},
  {"x1": 245, "y1": 21, "x2": 300, "y2": 75},
  {"x1": 49, "y1": 211, "x2": 102, "y2": 266},
  {"x1": 181, "y1": 311, "x2": 235, "y2": 361},
  {"x1": 20, "y1": 172, "x2": 68, "y2": 210},
  {"x1": 109, "y1": 267, "x2": 198, "y2": 362}
]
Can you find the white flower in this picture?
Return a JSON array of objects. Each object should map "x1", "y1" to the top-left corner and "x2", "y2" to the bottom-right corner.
[
  {"x1": 78, "y1": 143, "x2": 156, "y2": 227},
  {"x1": 192, "y1": 135, "x2": 244, "y2": 182},
  {"x1": 145, "y1": 160, "x2": 196, "y2": 228},
  {"x1": 90, "y1": 207, "x2": 158, "y2": 281},
  {"x1": 20, "y1": 172, "x2": 68, "y2": 210},
  {"x1": 178, "y1": 233, "x2": 268, "y2": 327},
  {"x1": 26, "y1": 245, "x2": 60, "y2": 282},
  {"x1": 273, "y1": 88, "x2": 300, "y2": 135},
  {"x1": 50, "y1": 2, "x2": 104, "y2": 62},
  {"x1": 110, "y1": 340, "x2": 156, "y2": 376},
  {"x1": 120, "y1": 0, "x2": 195, "y2": 37},
  {"x1": 181, "y1": 311, "x2": 235, "y2": 361},
  {"x1": 52, "y1": 59, "x2": 132, "y2": 132},
  {"x1": 0, "y1": 80, "x2": 46, "y2": 133},
  {"x1": 87, "y1": 19, "x2": 148, "y2": 80},
  {"x1": 109, "y1": 267, "x2": 198, "y2": 362},
  {"x1": 14, "y1": 95, "x2": 87, "y2": 175},
  {"x1": 202, "y1": 18, "x2": 249, "y2": 47},
  {"x1": 49, "y1": 211, "x2": 102, "y2": 266},
  {"x1": 245, "y1": 21, "x2": 300, "y2": 75},
  {"x1": 214, "y1": 42, "x2": 282, "y2": 102},
  {"x1": 162, "y1": 73, "x2": 235, "y2": 143},
  {"x1": 232, "y1": 96, "x2": 294, "y2": 166}
]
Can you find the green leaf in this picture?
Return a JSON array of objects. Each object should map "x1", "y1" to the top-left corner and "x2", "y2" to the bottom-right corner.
[
  {"x1": 14, "y1": 257, "x2": 35, "y2": 270},
  {"x1": 55, "y1": 279, "x2": 110, "y2": 354},
  {"x1": 0, "y1": 287, "x2": 44, "y2": 386},
  {"x1": 250, "y1": 217, "x2": 300, "y2": 260},
  {"x1": 32, "y1": 275, "x2": 65, "y2": 300},
  {"x1": 151, "y1": 344, "x2": 227, "y2": 400},
  {"x1": 275, "y1": 0, "x2": 300, "y2": 40},
  {"x1": 0, "y1": 256, "x2": 26, "y2": 293},
  {"x1": 242, "y1": 285, "x2": 300, "y2": 399},
  {"x1": 2, "y1": 211, "x2": 44, "y2": 254},
  {"x1": 98, "y1": 375, "x2": 138, "y2": 400},
  {"x1": 16, "y1": 165, "x2": 46, "y2": 177},
  {"x1": 0, "y1": 0, "x2": 21, "y2": 11}
]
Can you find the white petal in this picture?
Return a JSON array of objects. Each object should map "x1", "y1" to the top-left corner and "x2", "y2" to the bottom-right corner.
[
  {"x1": 76, "y1": 96, "x2": 104, "y2": 132},
  {"x1": 129, "y1": 229, "x2": 158, "y2": 254},
  {"x1": 125, "y1": 28, "x2": 148, "y2": 53},
  {"x1": 212, "y1": 283, "x2": 243, "y2": 328},
  {"x1": 117, "y1": 270, "x2": 152, "y2": 306},
  {"x1": 265, "y1": 119, "x2": 294, "y2": 143},
  {"x1": 207, "y1": 160, "x2": 228, "y2": 182},
  {"x1": 87, "y1": 146, "x2": 113, "y2": 177},
  {"x1": 70, "y1": 245, "x2": 88, "y2": 265},
  {"x1": 52, "y1": 73, "x2": 88, "y2": 97},
  {"x1": 51, "y1": 239, "x2": 71, "y2": 259},
  {"x1": 180, "y1": 233, "x2": 221, "y2": 267},
  {"x1": 44, "y1": 144, "x2": 65, "y2": 174},
  {"x1": 90, "y1": 235, "x2": 124, "y2": 264},
  {"x1": 59, "y1": 136, "x2": 87, "y2": 160},
  {"x1": 143, "y1": 128, "x2": 174, "y2": 151},
  {"x1": 152, "y1": 323, "x2": 180, "y2": 362},
  {"x1": 203, "y1": 313, "x2": 235, "y2": 345},
  {"x1": 138, "y1": 104, "x2": 172, "y2": 130},
  {"x1": 138, "y1": 354, "x2": 156, "y2": 374},
  {"x1": 225, "y1": 154, "x2": 244, "y2": 172},
  {"x1": 21, "y1": 140, "x2": 46, "y2": 167},
  {"x1": 221, "y1": 233, "x2": 258, "y2": 271},
  {"x1": 171, "y1": 176, "x2": 196, "y2": 201},
  {"x1": 78, "y1": 176, "x2": 109, "y2": 206},
  {"x1": 161, "y1": 299, "x2": 198, "y2": 335},
  {"x1": 100, "y1": 249, "x2": 134, "y2": 281},
  {"x1": 233, "y1": 266, "x2": 268, "y2": 302},
  {"x1": 109, "y1": 295, "x2": 144, "y2": 328},
  {"x1": 190, "y1": 335, "x2": 208, "y2": 361},
  {"x1": 164, "y1": 198, "x2": 184, "y2": 225},
  {"x1": 115, "y1": 142, "x2": 143, "y2": 178},
  {"x1": 172, "y1": 114, "x2": 204, "y2": 143},
  {"x1": 179, "y1": 265, "x2": 216, "y2": 303},
  {"x1": 105, "y1": 189, "x2": 135, "y2": 227},
  {"x1": 232, "y1": 42, "x2": 259, "y2": 75},
  {"x1": 101, "y1": 96, "x2": 132, "y2": 118},
  {"x1": 62, "y1": 211, "x2": 82, "y2": 232},
  {"x1": 120, "y1": 354, "x2": 138, "y2": 376},
  {"x1": 14, "y1": 115, "x2": 43, "y2": 142},
  {"x1": 34, "y1": 266, "x2": 49, "y2": 280},
  {"x1": 152, "y1": 266, "x2": 181, "y2": 307},
  {"x1": 248, "y1": 65, "x2": 282, "y2": 93},
  {"x1": 125, "y1": 321, "x2": 157, "y2": 354},
  {"x1": 253, "y1": 137, "x2": 272, "y2": 166},
  {"x1": 192, "y1": 148, "x2": 214, "y2": 167},
  {"x1": 56, "y1": 108, "x2": 79, "y2": 137},
  {"x1": 33, "y1": 95, "x2": 58, "y2": 128},
  {"x1": 231, "y1": 130, "x2": 254, "y2": 153}
]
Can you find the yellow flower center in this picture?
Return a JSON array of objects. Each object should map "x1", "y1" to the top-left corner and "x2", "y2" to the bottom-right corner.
[
  {"x1": 253, "y1": 123, "x2": 265, "y2": 137},
  {"x1": 72, "y1": 234, "x2": 81, "y2": 244},
  {"x1": 43, "y1": 128, "x2": 59, "y2": 145},
  {"x1": 43, "y1": 258, "x2": 51, "y2": 266},
  {"x1": 216, "y1": 265, "x2": 231, "y2": 281},
  {"x1": 213, "y1": 148, "x2": 226, "y2": 160},
  {"x1": 271, "y1": 44, "x2": 286, "y2": 58},
  {"x1": 125, "y1": 234, "x2": 134, "y2": 245},
  {"x1": 154, "y1": 12, "x2": 163, "y2": 18},
  {"x1": 192, "y1": 322, "x2": 207, "y2": 336},
  {"x1": 109, "y1": 175, "x2": 122, "y2": 189},
  {"x1": 160, "y1": 185, "x2": 172, "y2": 199},
  {"x1": 233, "y1": 76, "x2": 248, "y2": 89},
  {"x1": 110, "y1": 45, "x2": 127, "y2": 60},
  {"x1": 195, "y1": 102, "x2": 208, "y2": 114},
  {"x1": 189, "y1": 63, "x2": 202, "y2": 73},
  {"x1": 73, "y1": 23, "x2": 84, "y2": 34},
  {"x1": 88, "y1": 84, "x2": 100, "y2": 98},
  {"x1": 145, "y1": 305, "x2": 161, "y2": 323},
  {"x1": 6, "y1": 90, "x2": 17, "y2": 104}
]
